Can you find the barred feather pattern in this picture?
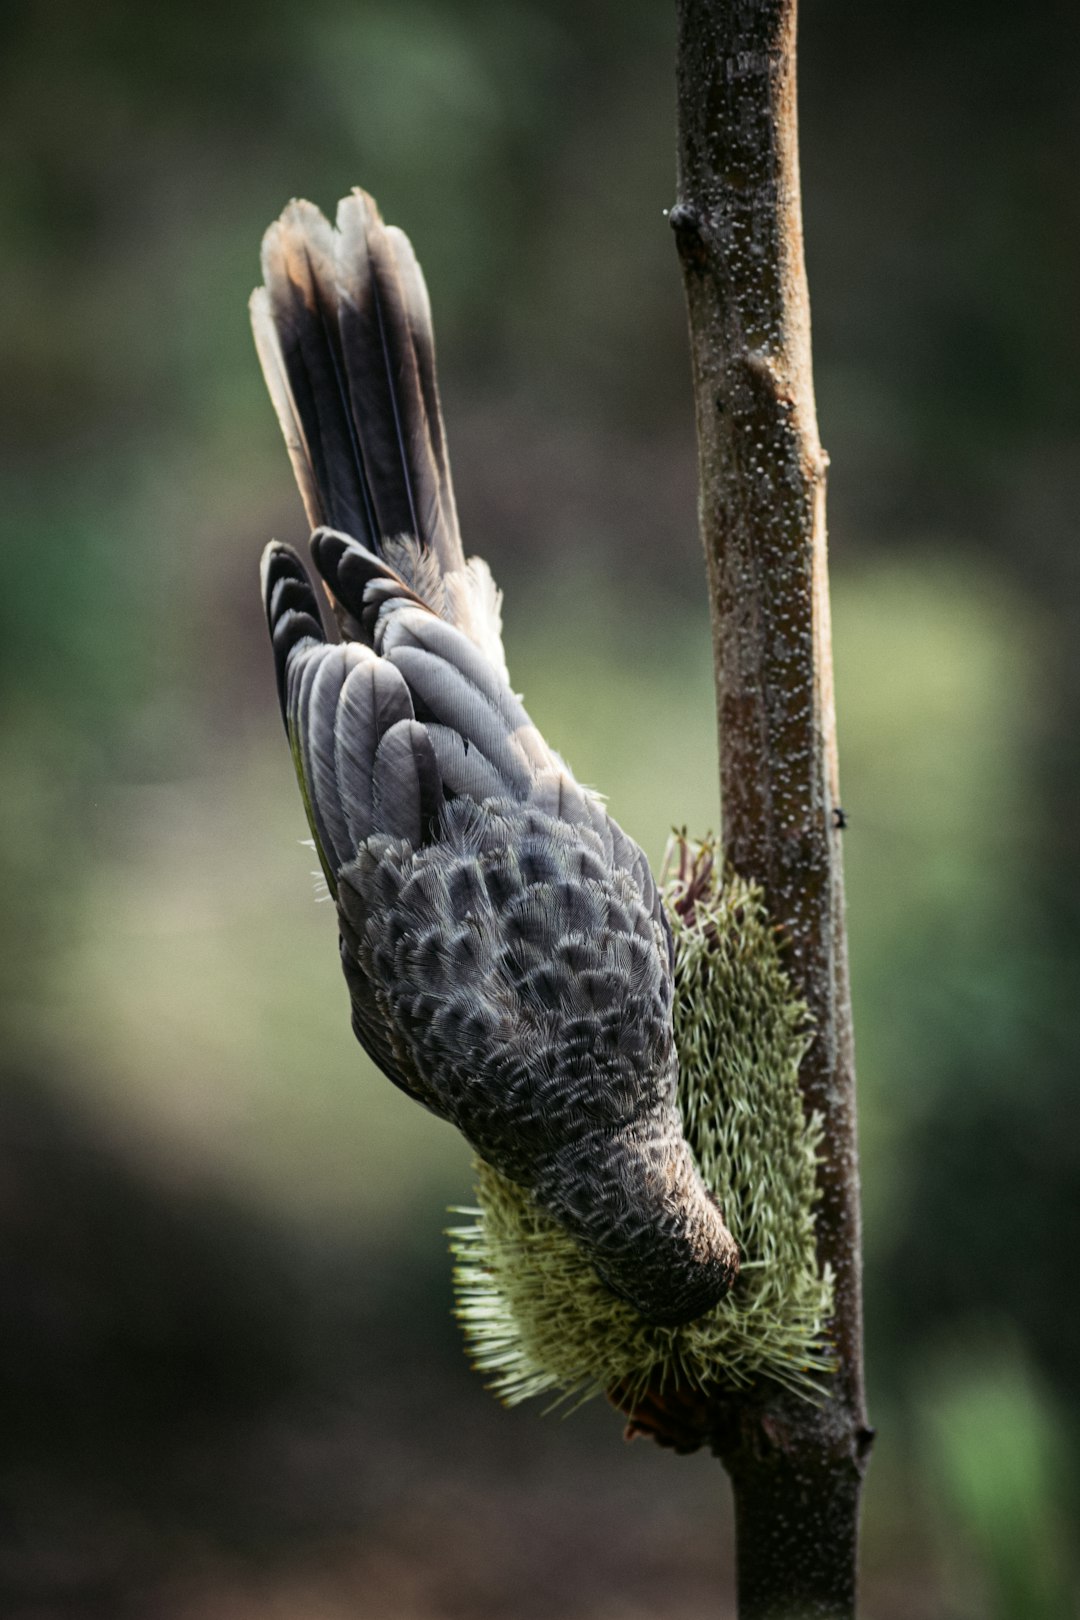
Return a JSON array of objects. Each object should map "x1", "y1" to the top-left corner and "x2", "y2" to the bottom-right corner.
[{"x1": 254, "y1": 190, "x2": 739, "y2": 1325}]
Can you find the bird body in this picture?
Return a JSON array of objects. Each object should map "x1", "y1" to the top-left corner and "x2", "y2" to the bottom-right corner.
[{"x1": 253, "y1": 189, "x2": 738, "y2": 1325}]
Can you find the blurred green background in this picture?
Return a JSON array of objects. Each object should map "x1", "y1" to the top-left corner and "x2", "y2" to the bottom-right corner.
[{"x1": 2, "y1": 0, "x2": 1078, "y2": 1615}]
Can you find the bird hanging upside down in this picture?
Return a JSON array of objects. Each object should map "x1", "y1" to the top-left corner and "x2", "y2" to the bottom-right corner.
[{"x1": 252, "y1": 188, "x2": 739, "y2": 1326}]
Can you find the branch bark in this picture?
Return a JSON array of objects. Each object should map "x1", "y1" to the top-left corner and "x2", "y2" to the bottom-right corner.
[{"x1": 671, "y1": 0, "x2": 872, "y2": 1613}]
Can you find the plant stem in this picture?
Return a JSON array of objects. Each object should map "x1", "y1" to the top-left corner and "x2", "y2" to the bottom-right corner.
[{"x1": 671, "y1": 0, "x2": 872, "y2": 1612}]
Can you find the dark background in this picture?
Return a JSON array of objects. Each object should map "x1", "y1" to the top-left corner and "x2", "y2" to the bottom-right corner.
[{"x1": 2, "y1": 1, "x2": 1078, "y2": 1615}]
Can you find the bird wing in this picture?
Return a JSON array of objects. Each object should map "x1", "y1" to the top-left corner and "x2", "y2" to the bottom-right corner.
[
  {"x1": 262, "y1": 541, "x2": 443, "y2": 1107},
  {"x1": 261, "y1": 533, "x2": 668, "y2": 1109}
]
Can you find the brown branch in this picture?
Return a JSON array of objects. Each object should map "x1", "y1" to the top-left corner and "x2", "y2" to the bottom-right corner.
[{"x1": 670, "y1": 0, "x2": 872, "y2": 1613}]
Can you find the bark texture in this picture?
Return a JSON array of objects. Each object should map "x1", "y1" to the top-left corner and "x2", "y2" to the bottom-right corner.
[{"x1": 672, "y1": 0, "x2": 872, "y2": 1612}]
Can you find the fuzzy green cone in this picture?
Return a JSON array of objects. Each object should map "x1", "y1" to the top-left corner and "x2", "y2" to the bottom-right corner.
[{"x1": 448, "y1": 837, "x2": 835, "y2": 1410}]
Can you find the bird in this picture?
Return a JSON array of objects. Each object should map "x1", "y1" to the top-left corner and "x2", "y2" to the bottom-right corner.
[{"x1": 251, "y1": 187, "x2": 739, "y2": 1326}]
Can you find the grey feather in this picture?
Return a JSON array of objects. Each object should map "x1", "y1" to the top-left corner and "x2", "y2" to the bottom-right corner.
[
  {"x1": 387, "y1": 644, "x2": 537, "y2": 795},
  {"x1": 379, "y1": 605, "x2": 524, "y2": 727},
  {"x1": 384, "y1": 221, "x2": 459, "y2": 548},
  {"x1": 259, "y1": 205, "x2": 377, "y2": 547},
  {"x1": 250, "y1": 287, "x2": 324, "y2": 535},
  {"x1": 307, "y1": 650, "x2": 360, "y2": 871},
  {"x1": 424, "y1": 724, "x2": 506, "y2": 803},
  {"x1": 261, "y1": 541, "x2": 325, "y2": 714},
  {"x1": 527, "y1": 769, "x2": 593, "y2": 828},
  {"x1": 335, "y1": 191, "x2": 462, "y2": 575},
  {"x1": 371, "y1": 719, "x2": 443, "y2": 846},
  {"x1": 335, "y1": 652, "x2": 414, "y2": 845},
  {"x1": 292, "y1": 646, "x2": 338, "y2": 865}
]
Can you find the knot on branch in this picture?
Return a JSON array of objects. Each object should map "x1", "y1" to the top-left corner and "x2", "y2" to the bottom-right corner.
[{"x1": 668, "y1": 201, "x2": 708, "y2": 269}]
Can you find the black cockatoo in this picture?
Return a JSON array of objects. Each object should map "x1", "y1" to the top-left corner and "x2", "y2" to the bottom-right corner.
[{"x1": 252, "y1": 188, "x2": 739, "y2": 1326}]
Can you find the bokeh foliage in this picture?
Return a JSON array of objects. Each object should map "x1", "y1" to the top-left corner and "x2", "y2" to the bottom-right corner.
[{"x1": 2, "y1": 0, "x2": 1078, "y2": 1614}]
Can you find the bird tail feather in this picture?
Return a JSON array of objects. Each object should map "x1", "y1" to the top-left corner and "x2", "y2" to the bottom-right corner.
[{"x1": 251, "y1": 189, "x2": 464, "y2": 582}]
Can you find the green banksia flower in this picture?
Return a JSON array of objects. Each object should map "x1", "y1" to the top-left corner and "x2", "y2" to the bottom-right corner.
[{"x1": 448, "y1": 836, "x2": 835, "y2": 1410}]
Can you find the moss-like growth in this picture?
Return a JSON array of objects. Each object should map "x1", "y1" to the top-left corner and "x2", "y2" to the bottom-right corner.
[{"x1": 448, "y1": 837, "x2": 835, "y2": 1410}]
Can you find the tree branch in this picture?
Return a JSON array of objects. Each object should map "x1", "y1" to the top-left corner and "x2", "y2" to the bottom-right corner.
[{"x1": 671, "y1": 0, "x2": 872, "y2": 1612}]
